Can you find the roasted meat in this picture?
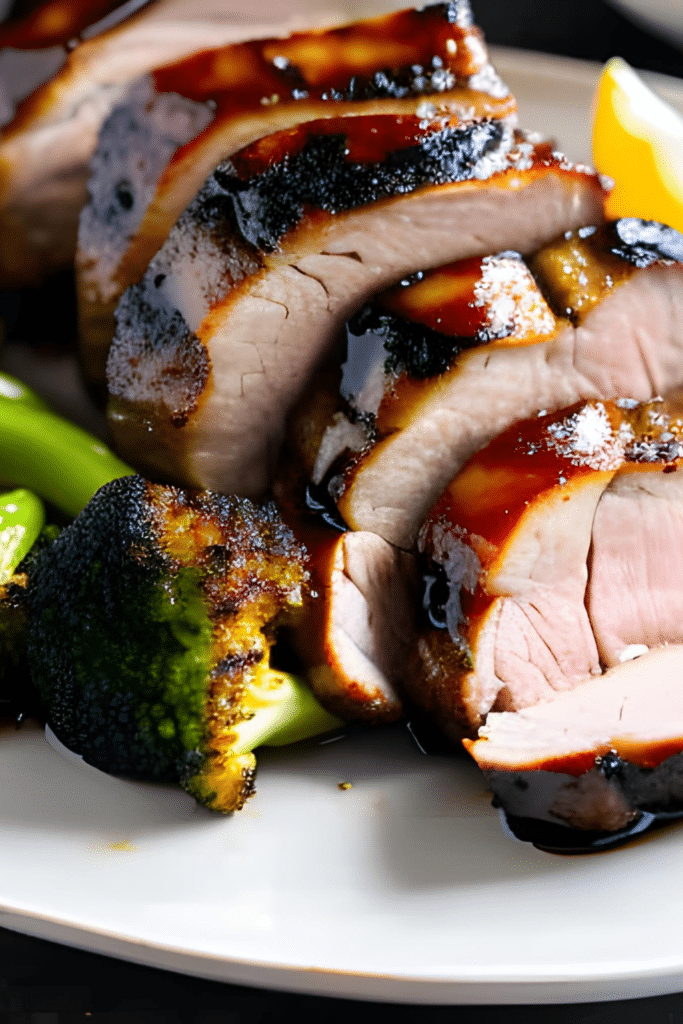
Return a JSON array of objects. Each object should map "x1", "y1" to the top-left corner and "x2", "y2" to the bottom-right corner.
[
  {"x1": 0, "y1": 0, "x2": 144, "y2": 131},
  {"x1": 77, "y1": 0, "x2": 516, "y2": 387},
  {"x1": 293, "y1": 527, "x2": 416, "y2": 723},
  {"x1": 311, "y1": 218, "x2": 683, "y2": 547},
  {"x1": 0, "y1": 0, "x2": 341, "y2": 285},
  {"x1": 416, "y1": 395, "x2": 683, "y2": 836},
  {"x1": 106, "y1": 121, "x2": 605, "y2": 497}
]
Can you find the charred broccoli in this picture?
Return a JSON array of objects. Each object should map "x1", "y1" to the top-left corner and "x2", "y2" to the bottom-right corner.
[{"x1": 25, "y1": 475, "x2": 341, "y2": 812}]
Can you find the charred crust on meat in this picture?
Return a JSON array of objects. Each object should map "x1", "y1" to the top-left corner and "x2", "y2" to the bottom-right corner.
[
  {"x1": 488, "y1": 750, "x2": 683, "y2": 851},
  {"x1": 113, "y1": 179, "x2": 134, "y2": 212},
  {"x1": 213, "y1": 117, "x2": 510, "y2": 252},
  {"x1": 81, "y1": 82, "x2": 214, "y2": 267},
  {"x1": 109, "y1": 293, "x2": 210, "y2": 428},
  {"x1": 151, "y1": 3, "x2": 486, "y2": 110},
  {"x1": 318, "y1": 60, "x2": 457, "y2": 103},
  {"x1": 443, "y1": 0, "x2": 473, "y2": 25},
  {"x1": 596, "y1": 750, "x2": 624, "y2": 779},
  {"x1": 108, "y1": 184, "x2": 266, "y2": 427},
  {"x1": 347, "y1": 302, "x2": 481, "y2": 379},
  {"x1": 609, "y1": 218, "x2": 683, "y2": 268}
]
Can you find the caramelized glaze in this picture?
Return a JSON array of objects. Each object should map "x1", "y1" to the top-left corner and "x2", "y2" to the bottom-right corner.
[
  {"x1": 380, "y1": 258, "x2": 492, "y2": 337},
  {"x1": 153, "y1": 4, "x2": 493, "y2": 110},
  {"x1": 530, "y1": 224, "x2": 633, "y2": 322},
  {"x1": 425, "y1": 397, "x2": 683, "y2": 582},
  {"x1": 468, "y1": 735, "x2": 683, "y2": 775},
  {"x1": 418, "y1": 397, "x2": 683, "y2": 767},
  {"x1": 0, "y1": 0, "x2": 141, "y2": 48},
  {"x1": 229, "y1": 111, "x2": 483, "y2": 178},
  {"x1": 432, "y1": 401, "x2": 624, "y2": 555},
  {"x1": 345, "y1": 220, "x2": 660, "y2": 448}
]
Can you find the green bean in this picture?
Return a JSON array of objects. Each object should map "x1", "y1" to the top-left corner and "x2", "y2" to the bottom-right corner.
[
  {"x1": 0, "y1": 395, "x2": 132, "y2": 518},
  {"x1": 0, "y1": 488, "x2": 45, "y2": 584}
]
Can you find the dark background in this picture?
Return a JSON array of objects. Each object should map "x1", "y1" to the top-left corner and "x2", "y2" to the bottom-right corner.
[{"x1": 2, "y1": 1, "x2": 683, "y2": 1021}]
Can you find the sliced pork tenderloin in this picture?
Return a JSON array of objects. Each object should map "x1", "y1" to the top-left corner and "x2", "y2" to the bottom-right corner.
[
  {"x1": 421, "y1": 396, "x2": 683, "y2": 838},
  {"x1": 106, "y1": 123, "x2": 606, "y2": 495},
  {"x1": 321, "y1": 218, "x2": 683, "y2": 547},
  {"x1": 412, "y1": 400, "x2": 628, "y2": 738},
  {"x1": 466, "y1": 646, "x2": 683, "y2": 776},
  {"x1": 269, "y1": 395, "x2": 416, "y2": 725},
  {"x1": 586, "y1": 412, "x2": 683, "y2": 667},
  {"x1": 467, "y1": 646, "x2": 683, "y2": 839},
  {"x1": 78, "y1": 0, "x2": 516, "y2": 387},
  {"x1": 0, "y1": 0, "x2": 143, "y2": 129},
  {"x1": 293, "y1": 528, "x2": 416, "y2": 723},
  {"x1": 0, "y1": 0, "x2": 344, "y2": 286}
]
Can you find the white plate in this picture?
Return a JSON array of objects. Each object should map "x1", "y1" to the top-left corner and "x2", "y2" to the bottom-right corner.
[{"x1": 4, "y1": 50, "x2": 683, "y2": 1007}]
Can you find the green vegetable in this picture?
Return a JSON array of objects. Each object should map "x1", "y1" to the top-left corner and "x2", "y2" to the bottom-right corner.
[
  {"x1": 0, "y1": 395, "x2": 132, "y2": 517},
  {"x1": 0, "y1": 488, "x2": 45, "y2": 584},
  {"x1": 0, "y1": 371, "x2": 129, "y2": 717},
  {"x1": 26, "y1": 476, "x2": 341, "y2": 812}
]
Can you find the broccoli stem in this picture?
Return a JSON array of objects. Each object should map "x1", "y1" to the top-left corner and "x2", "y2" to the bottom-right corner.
[
  {"x1": 0, "y1": 395, "x2": 132, "y2": 517},
  {"x1": 231, "y1": 671, "x2": 343, "y2": 755}
]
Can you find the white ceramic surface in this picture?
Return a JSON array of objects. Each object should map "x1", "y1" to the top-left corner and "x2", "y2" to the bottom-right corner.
[
  {"x1": 4, "y1": 51, "x2": 683, "y2": 1006},
  {"x1": 607, "y1": 0, "x2": 683, "y2": 51}
]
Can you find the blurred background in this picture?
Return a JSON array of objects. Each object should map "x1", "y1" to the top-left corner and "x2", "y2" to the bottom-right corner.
[{"x1": 1, "y1": 1, "x2": 682, "y2": 1022}]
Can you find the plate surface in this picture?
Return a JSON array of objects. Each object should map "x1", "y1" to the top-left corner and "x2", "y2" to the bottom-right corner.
[{"x1": 4, "y1": 50, "x2": 683, "y2": 1006}]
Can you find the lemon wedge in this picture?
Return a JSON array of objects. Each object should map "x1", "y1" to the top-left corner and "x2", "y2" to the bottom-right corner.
[{"x1": 592, "y1": 56, "x2": 683, "y2": 233}]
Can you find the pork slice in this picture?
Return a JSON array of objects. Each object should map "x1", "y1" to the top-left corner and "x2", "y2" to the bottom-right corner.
[
  {"x1": 0, "y1": 0, "x2": 145, "y2": 128},
  {"x1": 107, "y1": 126, "x2": 605, "y2": 495},
  {"x1": 337, "y1": 220, "x2": 683, "y2": 547},
  {"x1": 412, "y1": 402, "x2": 625, "y2": 734},
  {"x1": 295, "y1": 529, "x2": 416, "y2": 723},
  {"x1": 456, "y1": 398, "x2": 683, "y2": 839},
  {"x1": 587, "y1": 430, "x2": 683, "y2": 668},
  {"x1": 470, "y1": 645, "x2": 683, "y2": 837},
  {"x1": 76, "y1": 75, "x2": 214, "y2": 383},
  {"x1": 0, "y1": 0, "x2": 345, "y2": 286},
  {"x1": 77, "y1": 0, "x2": 514, "y2": 388},
  {"x1": 466, "y1": 645, "x2": 683, "y2": 774}
]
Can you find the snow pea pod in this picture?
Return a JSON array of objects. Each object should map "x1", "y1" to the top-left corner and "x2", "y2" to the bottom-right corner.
[{"x1": 0, "y1": 392, "x2": 132, "y2": 518}]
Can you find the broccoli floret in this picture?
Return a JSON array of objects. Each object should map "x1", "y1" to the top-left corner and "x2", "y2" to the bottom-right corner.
[{"x1": 25, "y1": 476, "x2": 341, "y2": 812}]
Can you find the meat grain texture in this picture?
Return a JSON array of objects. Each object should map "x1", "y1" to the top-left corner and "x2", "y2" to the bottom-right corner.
[
  {"x1": 418, "y1": 392, "x2": 683, "y2": 834},
  {"x1": 0, "y1": 0, "x2": 350, "y2": 285},
  {"x1": 77, "y1": 0, "x2": 515, "y2": 387},
  {"x1": 106, "y1": 120, "x2": 606, "y2": 498},
  {"x1": 317, "y1": 220, "x2": 683, "y2": 547}
]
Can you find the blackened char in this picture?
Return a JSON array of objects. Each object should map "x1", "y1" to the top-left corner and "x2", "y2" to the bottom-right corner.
[
  {"x1": 217, "y1": 119, "x2": 508, "y2": 253},
  {"x1": 107, "y1": 128, "x2": 606, "y2": 497},
  {"x1": 608, "y1": 217, "x2": 683, "y2": 268},
  {"x1": 332, "y1": 220, "x2": 683, "y2": 547}
]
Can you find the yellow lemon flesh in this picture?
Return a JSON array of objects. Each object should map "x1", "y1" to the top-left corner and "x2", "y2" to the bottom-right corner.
[{"x1": 592, "y1": 56, "x2": 683, "y2": 233}]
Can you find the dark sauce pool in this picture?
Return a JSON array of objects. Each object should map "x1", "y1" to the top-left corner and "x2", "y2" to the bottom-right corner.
[
  {"x1": 499, "y1": 807, "x2": 683, "y2": 855},
  {"x1": 405, "y1": 711, "x2": 683, "y2": 854}
]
